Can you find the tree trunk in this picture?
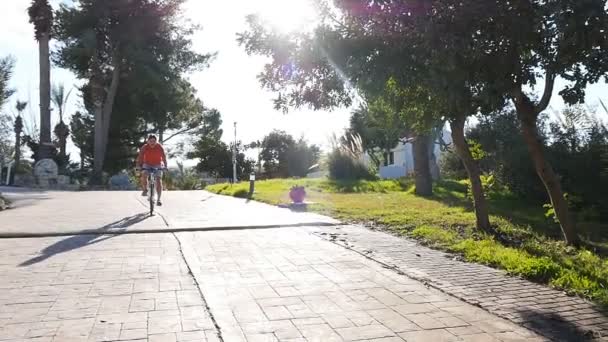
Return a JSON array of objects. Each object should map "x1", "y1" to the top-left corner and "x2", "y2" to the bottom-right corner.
[
  {"x1": 91, "y1": 48, "x2": 121, "y2": 185},
  {"x1": 100, "y1": 54, "x2": 121, "y2": 163},
  {"x1": 91, "y1": 52, "x2": 105, "y2": 185},
  {"x1": 413, "y1": 134, "x2": 433, "y2": 196},
  {"x1": 428, "y1": 131, "x2": 441, "y2": 180},
  {"x1": 158, "y1": 128, "x2": 164, "y2": 144},
  {"x1": 80, "y1": 150, "x2": 85, "y2": 171},
  {"x1": 12, "y1": 121, "x2": 22, "y2": 185},
  {"x1": 514, "y1": 100, "x2": 580, "y2": 245},
  {"x1": 450, "y1": 117, "x2": 491, "y2": 231},
  {"x1": 60, "y1": 137, "x2": 66, "y2": 157},
  {"x1": 38, "y1": 31, "x2": 52, "y2": 159}
]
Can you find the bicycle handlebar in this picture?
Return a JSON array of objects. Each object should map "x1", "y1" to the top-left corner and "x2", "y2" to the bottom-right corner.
[{"x1": 137, "y1": 167, "x2": 167, "y2": 171}]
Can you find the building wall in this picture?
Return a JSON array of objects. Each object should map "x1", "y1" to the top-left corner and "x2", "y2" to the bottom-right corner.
[{"x1": 375, "y1": 128, "x2": 452, "y2": 180}]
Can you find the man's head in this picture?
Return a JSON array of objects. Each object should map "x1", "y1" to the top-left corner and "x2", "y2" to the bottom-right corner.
[{"x1": 147, "y1": 134, "x2": 158, "y2": 146}]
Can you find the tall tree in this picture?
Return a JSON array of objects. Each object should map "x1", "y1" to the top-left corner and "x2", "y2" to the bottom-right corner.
[
  {"x1": 0, "y1": 57, "x2": 15, "y2": 108},
  {"x1": 54, "y1": 0, "x2": 212, "y2": 183},
  {"x1": 238, "y1": 3, "x2": 502, "y2": 228},
  {"x1": 0, "y1": 57, "x2": 15, "y2": 168},
  {"x1": 28, "y1": 0, "x2": 53, "y2": 160},
  {"x1": 260, "y1": 130, "x2": 296, "y2": 178},
  {"x1": 51, "y1": 84, "x2": 71, "y2": 159},
  {"x1": 11, "y1": 101, "x2": 27, "y2": 184},
  {"x1": 69, "y1": 111, "x2": 93, "y2": 171},
  {"x1": 286, "y1": 138, "x2": 321, "y2": 178},
  {"x1": 187, "y1": 109, "x2": 254, "y2": 178},
  {"x1": 492, "y1": 0, "x2": 608, "y2": 245}
]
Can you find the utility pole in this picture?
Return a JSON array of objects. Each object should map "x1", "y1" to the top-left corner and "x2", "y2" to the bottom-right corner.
[{"x1": 233, "y1": 121, "x2": 237, "y2": 183}]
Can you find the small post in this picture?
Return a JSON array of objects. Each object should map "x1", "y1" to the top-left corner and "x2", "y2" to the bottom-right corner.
[
  {"x1": 232, "y1": 121, "x2": 237, "y2": 184},
  {"x1": 249, "y1": 172, "x2": 255, "y2": 197}
]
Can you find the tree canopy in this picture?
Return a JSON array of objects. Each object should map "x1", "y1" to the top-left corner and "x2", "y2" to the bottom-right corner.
[{"x1": 54, "y1": 0, "x2": 213, "y2": 179}]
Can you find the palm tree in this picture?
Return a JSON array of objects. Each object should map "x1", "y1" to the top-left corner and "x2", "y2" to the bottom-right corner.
[
  {"x1": 28, "y1": 0, "x2": 53, "y2": 160},
  {"x1": 11, "y1": 101, "x2": 27, "y2": 184},
  {"x1": 51, "y1": 84, "x2": 71, "y2": 158}
]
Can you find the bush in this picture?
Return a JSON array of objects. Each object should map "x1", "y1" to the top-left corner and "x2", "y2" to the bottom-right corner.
[
  {"x1": 439, "y1": 149, "x2": 467, "y2": 179},
  {"x1": 233, "y1": 189, "x2": 249, "y2": 198},
  {"x1": 164, "y1": 171, "x2": 205, "y2": 190},
  {"x1": 0, "y1": 193, "x2": 9, "y2": 210},
  {"x1": 327, "y1": 133, "x2": 375, "y2": 180},
  {"x1": 327, "y1": 149, "x2": 375, "y2": 180}
]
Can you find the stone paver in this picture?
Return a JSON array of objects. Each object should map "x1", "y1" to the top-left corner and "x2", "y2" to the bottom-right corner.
[
  {"x1": 313, "y1": 225, "x2": 608, "y2": 341},
  {"x1": 0, "y1": 233, "x2": 217, "y2": 341},
  {"x1": 176, "y1": 228, "x2": 543, "y2": 342}
]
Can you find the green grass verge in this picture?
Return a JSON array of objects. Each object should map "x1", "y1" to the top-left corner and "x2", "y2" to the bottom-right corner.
[{"x1": 207, "y1": 178, "x2": 608, "y2": 306}]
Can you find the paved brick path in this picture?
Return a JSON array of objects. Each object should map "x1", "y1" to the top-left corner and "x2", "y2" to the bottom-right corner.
[
  {"x1": 0, "y1": 189, "x2": 336, "y2": 236},
  {"x1": 1, "y1": 190, "x2": 606, "y2": 341},
  {"x1": 0, "y1": 233, "x2": 217, "y2": 341},
  {"x1": 176, "y1": 228, "x2": 543, "y2": 342},
  {"x1": 312, "y1": 225, "x2": 608, "y2": 341}
]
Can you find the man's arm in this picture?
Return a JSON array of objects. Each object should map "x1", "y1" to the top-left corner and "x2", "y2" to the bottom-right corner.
[
  {"x1": 136, "y1": 145, "x2": 146, "y2": 167},
  {"x1": 161, "y1": 145, "x2": 168, "y2": 168}
]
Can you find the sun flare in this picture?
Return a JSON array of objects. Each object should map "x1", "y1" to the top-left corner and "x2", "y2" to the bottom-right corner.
[{"x1": 253, "y1": 0, "x2": 318, "y2": 33}]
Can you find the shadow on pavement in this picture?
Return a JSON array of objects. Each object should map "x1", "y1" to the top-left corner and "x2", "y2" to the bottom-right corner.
[
  {"x1": 19, "y1": 213, "x2": 150, "y2": 267},
  {"x1": 517, "y1": 308, "x2": 604, "y2": 341}
]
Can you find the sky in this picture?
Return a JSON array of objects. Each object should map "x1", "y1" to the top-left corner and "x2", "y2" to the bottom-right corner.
[{"x1": 1, "y1": 0, "x2": 607, "y2": 165}]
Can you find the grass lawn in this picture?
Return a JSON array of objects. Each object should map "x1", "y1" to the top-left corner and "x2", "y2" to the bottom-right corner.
[{"x1": 207, "y1": 178, "x2": 608, "y2": 307}]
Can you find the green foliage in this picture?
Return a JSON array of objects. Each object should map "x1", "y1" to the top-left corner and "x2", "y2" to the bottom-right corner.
[
  {"x1": 439, "y1": 149, "x2": 467, "y2": 180},
  {"x1": 467, "y1": 110, "x2": 544, "y2": 199},
  {"x1": 54, "y1": 0, "x2": 213, "y2": 175},
  {"x1": 0, "y1": 113, "x2": 12, "y2": 165},
  {"x1": 187, "y1": 109, "x2": 254, "y2": 179},
  {"x1": 164, "y1": 172, "x2": 205, "y2": 191},
  {"x1": 0, "y1": 56, "x2": 14, "y2": 108},
  {"x1": 286, "y1": 138, "x2": 321, "y2": 178},
  {"x1": 466, "y1": 108, "x2": 608, "y2": 221},
  {"x1": 256, "y1": 130, "x2": 320, "y2": 178},
  {"x1": 327, "y1": 149, "x2": 374, "y2": 181},
  {"x1": 0, "y1": 193, "x2": 9, "y2": 211},
  {"x1": 69, "y1": 111, "x2": 93, "y2": 169},
  {"x1": 411, "y1": 225, "x2": 459, "y2": 247},
  {"x1": 233, "y1": 189, "x2": 249, "y2": 198},
  {"x1": 452, "y1": 239, "x2": 561, "y2": 282},
  {"x1": 467, "y1": 141, "x2": 486, "y2": 161},
  {"x1": 0, "y1": 58, "x2": 15, "y2": 162},
  {"x1": 326, "y1": 134, "x2": 375, "y2": 181}
]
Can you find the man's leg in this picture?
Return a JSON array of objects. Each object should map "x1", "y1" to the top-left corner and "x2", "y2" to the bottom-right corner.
[
  {"x1": 155, "y1": 171, "x2": 163, "y2": 204},
  {"x1": 141, "y1": 171, "x2": 149, "y2": 196}
]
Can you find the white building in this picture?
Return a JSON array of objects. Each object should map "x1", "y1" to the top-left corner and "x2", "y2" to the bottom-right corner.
[{"x1": 368, "y1": 129, "x2": 452, "y2": 180}]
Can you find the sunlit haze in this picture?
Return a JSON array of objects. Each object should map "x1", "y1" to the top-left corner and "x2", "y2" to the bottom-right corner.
[{"x1": 0, "y1": 0, "x2": 606, "y2": 166}]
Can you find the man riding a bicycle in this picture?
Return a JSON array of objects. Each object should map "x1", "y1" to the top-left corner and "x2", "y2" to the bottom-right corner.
[{"x1": 137, "y1": 134, "x2": 168, "y2": 206}]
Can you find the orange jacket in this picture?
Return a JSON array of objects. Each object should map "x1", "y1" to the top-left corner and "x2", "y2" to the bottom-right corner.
[{"x1": 137, "y1": 143, "x2": 166, "y2": 166}]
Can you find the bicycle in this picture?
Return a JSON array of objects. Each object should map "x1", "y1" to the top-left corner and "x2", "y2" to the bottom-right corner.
[{"x1": 140, "y1": 166, "x2": 165, "y2": 216}]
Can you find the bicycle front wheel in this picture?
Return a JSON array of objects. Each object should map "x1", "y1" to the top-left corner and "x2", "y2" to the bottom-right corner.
[{"x1": 149, "y1": 177, "x2": 155, "y2": 215}]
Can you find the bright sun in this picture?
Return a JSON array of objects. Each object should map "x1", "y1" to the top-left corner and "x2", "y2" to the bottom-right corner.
[{"x1": 254, "y1": 0, "x2": 318, "y2": 33}]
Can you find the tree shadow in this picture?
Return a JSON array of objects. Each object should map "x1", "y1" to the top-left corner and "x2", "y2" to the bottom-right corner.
[
  {"x1": 19, "y1": 213, "x2": 150, "y2": 267},
  {"x1": 516, "y1": 307, "x2": 606, "y2": 341}
]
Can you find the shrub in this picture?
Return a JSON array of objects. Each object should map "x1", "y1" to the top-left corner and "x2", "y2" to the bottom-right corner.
[
  {"x1": 439, "y1": 149, "x2": 467, "y2": 179},
  {"x1": 233, "y1": 189, "x2": 249, "y2": 198},
  {"x1": 327, "y1": 149, "x2": 374, "y2": 180},
  {"x1": 0, "y1": 193, "x2": 9, "y2": 211},
  {"x1": 164, "y1": 171, "x2": 205, "y2": 190},
  {"x1": 327, "y1": 133, "x2": 375, "y2": 180}
]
